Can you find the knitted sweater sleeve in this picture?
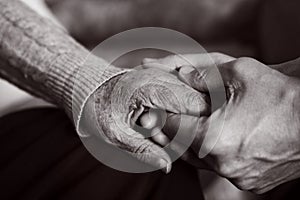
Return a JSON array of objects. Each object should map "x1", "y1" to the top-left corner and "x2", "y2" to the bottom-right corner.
[{"x1": 0, "y1": 0, "x2": 129, "y2": 133}]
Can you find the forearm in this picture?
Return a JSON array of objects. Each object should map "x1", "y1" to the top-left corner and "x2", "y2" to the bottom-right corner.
[{"x1": 0, "y1": 0, "x2": 127, "y2": 129}]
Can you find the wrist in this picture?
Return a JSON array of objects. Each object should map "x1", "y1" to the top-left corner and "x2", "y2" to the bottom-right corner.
[{"x1": 78, "y1": 71, "x2": 130, "y2": 137}]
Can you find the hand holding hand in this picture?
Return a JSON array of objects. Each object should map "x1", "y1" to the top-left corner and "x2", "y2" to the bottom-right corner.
[
  {"x1": 82, "y1": 68, "x2": 209, "y2": 173},
  {"x1": 145, "y1": 53, "x2": 300, "y2": 193}
]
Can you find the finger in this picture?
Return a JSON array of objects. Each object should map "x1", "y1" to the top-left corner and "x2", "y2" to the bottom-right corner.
[
  {"x1": 142, "y1": 55, "x2": 188, "y2": 72},
  {"x1": 178, "y1": 61, "x2": 234, "y2": 93},
  {"x1": 152, "y1": 126, "x2": 208, "y2": 169},
  {"x1": 142, "y1": 53, "x2": 235, "y2": 72},
  {"x1": 126, "y1": 68, "x2": 210, "y2": 117},
  {"x1": 141, "y1": 62, "x2": 176, "y2": 73},
  {"x1": 164, "y1": 108, "x2": 226, "y2": 159},
  {"x1": 178, "y1": 65, "x2": 209, "y2": 91},
  {"x1": 142, "y1": 53, "x2": 235, "y2": 69},
  {"x1": 162, "y1": 114, "x2": 208, "y2": 154},
  {"x1": 139, "y1": 109, "x2": 166, "y2": 130},
  {"x1": 139, "y1": 111, "x2": 201, "y2": 166},
  {"x1": 143, "y1": 81, "x2": 211, "y2": 117},
  {"x1": 118, "y1": 127, "x2": 172, "y2": 173},
  {"x1": 151, "y1": 127, "x2": 170, "y2": 146}
]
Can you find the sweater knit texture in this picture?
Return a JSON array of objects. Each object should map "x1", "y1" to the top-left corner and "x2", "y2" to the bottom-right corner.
[{"x1": 0, "y1": 0, "x2": 129, "y2": 134}]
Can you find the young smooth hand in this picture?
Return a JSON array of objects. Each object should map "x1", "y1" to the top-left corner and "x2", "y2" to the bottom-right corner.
[{"x1": 144, "y1": 53, "x2": 300, "y2": 193}]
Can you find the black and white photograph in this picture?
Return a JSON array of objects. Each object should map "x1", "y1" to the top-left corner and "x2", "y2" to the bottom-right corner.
[{"x1": 0, "y1": 0, "x2": 300, "y2": 199}]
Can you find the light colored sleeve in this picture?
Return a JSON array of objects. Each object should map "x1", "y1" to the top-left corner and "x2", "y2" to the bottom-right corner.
[{"x1": 0, "y1": 0, "x2": 130, "y2": 132}]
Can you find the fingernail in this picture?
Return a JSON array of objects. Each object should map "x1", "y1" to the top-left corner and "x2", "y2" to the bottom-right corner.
[
  {"x1": 180, "y1": 65, "x2": 194, "y2": 74},
  {"x1": 165, "y1": 162, "x2": 172, "y2": 174},
  {"x1": 143, "y1": 58, "x2": 156, "y2": 63},
  {"x1": 159, "y1": 159, "x2": 171, "y2": 174}
]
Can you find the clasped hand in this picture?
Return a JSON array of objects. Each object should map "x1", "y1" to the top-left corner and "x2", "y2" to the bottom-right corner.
[{"x1": 143, "y1": 53, "x2": 300, "y2": 194}]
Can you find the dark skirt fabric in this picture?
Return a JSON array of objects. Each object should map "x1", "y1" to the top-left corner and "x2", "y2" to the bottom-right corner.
[{"x1": 0, "y1": 108, "x2": 204, "y2": 200}]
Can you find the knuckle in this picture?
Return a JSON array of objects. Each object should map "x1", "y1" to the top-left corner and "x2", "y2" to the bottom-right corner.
[
  {"x1": 164, "y1": 54, "x2": 182, "y2": 66},
  {"x1": 194, "y1": 68, "x2": 208, "y2": 82},
  {"x1": 212, "y1": 135, "x2": 237, "y2": 155},
  {"x1": 236, "y1": 177, "x2": 259, "y2": 192},
  {"x1": 172, "y1": 54, "x2": 181, "y2": 61},
  {"x1": 187, "y1": 92, "x2": 209, "y2": 113},
  {"x1": 210, "y1": 52, "x2": 225, "y2": 58},
  {"x1": 223, "y1": 57, "x2": 258, "y2": 79},
  {"x1": 167, "y1": 54, "x2": 178, "y2": 60},
  {"x1": 233, "y1": 57, "x2": 248, "y2": 67},
  {"x1": 134, "y1": 141, "x2": 154, "y2": 154},
  {"x1": 218, "y1": 162, "x2": 235, "y2": 177},
  {"x1": 235, "y1": 180, "x2": 252, "y2": 191},
  {"x1": 236, "y1": 57, "x2": 256, "y2": 64},
  {"x1": 233, "y1": 57, "x2": 258, "y2": 71},
  {"x1": 215, "y1": 154, "x2": 242, "y2": 177},
  {"x1": 173, "y1": 54, "x2": 187, "y2": 65},
  {"x1": 186, "y1": 92, "x2": 200, "y2": 105},
  {"x1": 210, "y1": 52, "x2": 233, "y2": 63},
  {"x1": 239, "y1": 57, "x2": 253, "y2": 61}
]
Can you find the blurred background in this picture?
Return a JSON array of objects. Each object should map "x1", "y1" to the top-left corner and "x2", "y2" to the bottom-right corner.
[{"x1": 1, "y1": 0, "x2": 300, "y2": 199}]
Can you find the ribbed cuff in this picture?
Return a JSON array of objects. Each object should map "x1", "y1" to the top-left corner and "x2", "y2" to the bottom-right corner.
[
  {"x1": 0, "y1": 0, "x2": 133, "y2": 137},
  {"x1": 47, "y1": 51, "x2": 132, "y2": 136}
]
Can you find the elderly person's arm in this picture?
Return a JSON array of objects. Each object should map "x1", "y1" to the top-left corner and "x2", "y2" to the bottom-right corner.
[
  {"x1": 0, "y1": 0, "x2": 210, "y2": 171},
  {"x1": 0, "y1": 0, "x2": 126, "y2": 119}
]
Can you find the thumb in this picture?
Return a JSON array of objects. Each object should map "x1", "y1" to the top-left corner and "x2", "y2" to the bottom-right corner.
[
  {"x1": 106, "y1": 122, "x2": 173, "y2": 173},
  {"x1": 178, "y1": 62, "x2": 233, "y2": 93},
  {"x1": 142, "y1": 53, "x2": 235, "y2": 72},
  {"x1": 179, "y1": 64, "x2": 231, "y2": 113},
  {"x1": 162, "y1": 114, "x2": 208, "y2": 155}
]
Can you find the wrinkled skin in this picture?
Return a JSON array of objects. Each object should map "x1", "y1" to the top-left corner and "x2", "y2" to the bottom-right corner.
[
  {"x1": 83, "y1": 68, "x2": 209, "y2": 173},
  {"x1": 145, "y1": 53, "x2": 300, "y2": 193}
]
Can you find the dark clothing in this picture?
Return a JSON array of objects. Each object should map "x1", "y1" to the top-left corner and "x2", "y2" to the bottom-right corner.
[{"x1": 0, "y1": 108, "x2": 204, "y2": 200}]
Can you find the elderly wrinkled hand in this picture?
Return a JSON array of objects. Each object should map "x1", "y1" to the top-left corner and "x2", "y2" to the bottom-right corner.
[
  {"x1": 83, "y1": 68, "x2": 209, "y2": 173},
  {"x1": 143, "y1": 53, "x2": 300, "y2": 193}
]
